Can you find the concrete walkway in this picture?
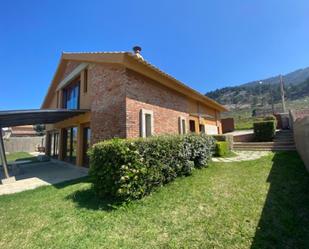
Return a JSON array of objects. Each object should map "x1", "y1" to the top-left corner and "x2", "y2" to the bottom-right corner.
[
  {"x1": 225, "y1": 129, "x2": 254, "y2": 136},
  {"x1": 212, "y1": 151, "x2": 270, "y2": 163},
  {"x1": 0, "y1": 160, "x2": 88, "y2": 195}
]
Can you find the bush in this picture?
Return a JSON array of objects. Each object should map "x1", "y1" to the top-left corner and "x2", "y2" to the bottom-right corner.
[
  {"x1": 89, "y1": 134, "x2": 215, "y2": 201},
  {"x1": 253, "y1": 121, "x2": 276, "y2": 141},
  {"x1": 215, "y1": 141, "x2": 230, "y2": 157},
  {"x1": 213, "y1": 134, "x2": 233, "y2": 150},
  {"x1": 263, "y1": 115, "x2": 276, "y2": 121}
]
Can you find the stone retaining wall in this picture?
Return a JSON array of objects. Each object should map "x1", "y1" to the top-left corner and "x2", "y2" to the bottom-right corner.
[{"x1": 293, "y1": 116, "x2": 309, "y2": 172}]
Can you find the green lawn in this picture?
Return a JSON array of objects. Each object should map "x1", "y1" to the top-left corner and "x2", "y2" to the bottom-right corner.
[
  {"x1": 0, "y1": 152, "x2": 308, "y2": 248},
  {"x1": 6, "y1": 152, "x2": 38, "y2": 163}
]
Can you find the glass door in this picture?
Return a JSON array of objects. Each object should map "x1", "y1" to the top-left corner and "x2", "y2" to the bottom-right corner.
[
  {"x1": 83, "y1": 127, "x2": 91, "y2": 167},
  {"x1": 64, "y1": 127, "x2": 78, "y2": 164}
]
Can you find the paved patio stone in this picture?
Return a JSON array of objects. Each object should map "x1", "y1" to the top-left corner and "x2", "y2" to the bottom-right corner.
[
  {"x1": 0, "y1": 160, "x2": 88, "y2": 195},
  {"x1": 212, "y1": 151, "x2": 270, "y2": 163}
]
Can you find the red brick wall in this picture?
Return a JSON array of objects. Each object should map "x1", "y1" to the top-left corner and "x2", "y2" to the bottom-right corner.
[
  {"x1": 89, "y1": 64, "x2": 127, "y2": 144},
  {"x1": 125, "y1": 69, "x2": 189, "y2": 138},
  {"x1": 53, "y1": 61, "x2": 222, "y2": 144}
]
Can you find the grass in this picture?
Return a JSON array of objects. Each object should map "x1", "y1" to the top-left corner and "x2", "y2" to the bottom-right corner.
[
  {"x1": 213, "y1": 150, "x2": 238, "y2": 158},
  {"x1": 0, "y1": 152, "x2": 309, "y2": 248},
  {"x1": 222, "y1": 150, "x2": 238, "y2": 158},
  {"x1": 6, "y1": 152, "x2": 38, "y2": 163},
  {"x1": 235, "y1": 117, "x2": 255, "y2": 130}
]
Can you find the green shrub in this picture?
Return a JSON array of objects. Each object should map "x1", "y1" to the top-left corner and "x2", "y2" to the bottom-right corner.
[
  {"x1": 263, "y1": 115, "x2": 276, "y2": 121},
  {"x1": 253, "y1": 121, "x2": 276, "y2": 141},
  {"x1": 213, "y1": 135, "x2": 233, "y2": 150},
  {"x1": 89, "y1": 134, "x2": 215, "y2": 201},
  {"x1": 215, "y1": 141, "x2": 230, "y2": 157}
]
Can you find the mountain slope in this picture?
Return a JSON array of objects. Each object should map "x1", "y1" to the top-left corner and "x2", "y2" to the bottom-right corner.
[{"x1": 206, "y1": 67, "x2": 309, "y2": 109}]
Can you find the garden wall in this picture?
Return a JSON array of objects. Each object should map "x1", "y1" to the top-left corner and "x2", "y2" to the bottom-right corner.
[
  {"x1": 221, "y1": 118, "x2": 235, "y2": 133},
  {"x1": 293, "y1": 116, "x2": 309, "y2": 172},
  {"x1": 4, "y1": 136, "x2": 45, "y2": 153}
]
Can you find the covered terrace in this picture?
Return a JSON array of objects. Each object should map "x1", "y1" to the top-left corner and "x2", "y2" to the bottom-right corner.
[{"x1": 0, "y1": 109, "x2": 88, "y2": 186}]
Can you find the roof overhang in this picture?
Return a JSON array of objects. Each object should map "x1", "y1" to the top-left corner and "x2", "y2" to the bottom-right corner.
[{"x1": 0, "y1": 109, "x2": 89, "y2": 128}]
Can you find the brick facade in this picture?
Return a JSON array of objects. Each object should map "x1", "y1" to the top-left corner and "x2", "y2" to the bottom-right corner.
[
  {"x1": 125, "y1": 69, "x2": 189, "y2": 138},
  {"x1": 45, "y1": 58, "x2": 223, "y2": 166},
  {"x1": 60, "y1": 61, "x2": 80, "y2": 81},
  {"x1": 49, "y1": 62, "x2": 222, "y2": 143},
  {"x1": 88, "y1": 64, "x2": 127, "y2": 144}
]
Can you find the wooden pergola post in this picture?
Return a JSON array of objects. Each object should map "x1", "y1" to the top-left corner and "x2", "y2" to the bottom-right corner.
[{"x1": 0, "y1": 127, "x2": 10, "y2": 178}]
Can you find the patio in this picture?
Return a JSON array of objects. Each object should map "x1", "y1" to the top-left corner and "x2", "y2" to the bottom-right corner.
[{"x1": 0, "y1": 160, "x2": 88, "y2": 195}]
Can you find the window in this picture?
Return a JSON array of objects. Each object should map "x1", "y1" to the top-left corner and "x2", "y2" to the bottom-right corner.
[
  {"x1": 199, "y1": 124, "x2": 205, "y2": 134},
  {"x1": 140, "y1": 109, "x2": 154, "y2": 137},
  {"x1": 83, "y1": 69, "x2": 88, "y2": 93},
  {"x1": 179, "y1": 117, "x2": 186, "y2": 134},
  {"x1": 50, "y1": 132, "x2": 59, "y2": 157},
  {"x1": 189, "y1": 120, "x2": 196, "y2": 133},
  {"x1": 56, "y1": 91, "x2": 59, "y2": 108},
  {"x1": 63, "y1": 127, "x2": 78, "y2": 164},
  {"x1": 83, "y1": 127, "x2": 91, "y2": 167},
  {"x1": 62, "y1": 80, "x2": 80, "y2": 109}
]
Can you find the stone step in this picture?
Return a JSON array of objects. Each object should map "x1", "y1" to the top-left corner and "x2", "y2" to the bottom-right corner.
[
  {"x1": 233, "y1": 141, "x2": 296, "y2": 151},
  {"x1": 234, "y1": 146, "x2": 296, "y2": 151},
  {"x1": 273, "y1": 139, "x2": 294, "y2": 143},
  {"x1": 275, "y1": 135, "x2": 294, "y2": 139},
  {"x1": 275, "y1": 136, "x2": 294, "y2": 138},
  {"x1": 274, "y1": 135, "x2": 294, "y2": 138},
  {"x1": 234, "y1": 142, "x2": 295, "y2": 146}
]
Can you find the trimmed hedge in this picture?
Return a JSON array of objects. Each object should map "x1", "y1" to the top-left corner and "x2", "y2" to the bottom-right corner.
[
  {"x1": 253, "y1": 121, "x2": 276, "y2": 141},
  {"x1": 213, "y1": 134, "x2": 233, "y2": 150},
  {"x1": 215, "y1": 141, "x2": 230, "y2": 157},
  {"x1": 89, "y1": 134, "x2": 215, "y2": 201}
]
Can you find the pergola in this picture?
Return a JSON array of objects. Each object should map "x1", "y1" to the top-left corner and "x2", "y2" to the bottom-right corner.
[{"x1": 0, "y1": 109, "x2": 88, "y2": 179}]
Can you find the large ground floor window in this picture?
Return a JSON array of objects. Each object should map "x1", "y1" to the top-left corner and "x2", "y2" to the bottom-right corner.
[
  {"x1": 64, "y1": 127, "x2": 78, "y2": 164},
  {"x1": 83, "y1": 127, "x2": 91, "y2": 167},
  {"x1": 50, "y1": 132, "x2": 59, "y2": 158}
]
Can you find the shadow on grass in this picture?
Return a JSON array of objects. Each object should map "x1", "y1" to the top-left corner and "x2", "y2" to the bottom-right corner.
[
  {"x1": 65, "y1": 179, "x2": 122, "y2": 212},
  {"x1": 251, "y1": 152, "x2": 309, "y2": 248},
  {"x1": 52, "y1": 176, "x2": 90, "y2": 189}
]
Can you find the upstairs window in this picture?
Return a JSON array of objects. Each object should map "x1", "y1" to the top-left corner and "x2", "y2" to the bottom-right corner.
[
  {"x1": 63, "y1": 80, "x2": 80, "y2": 109},
  {"x1": 56, "y1": 91, "x2": 59, "y2": 108},
  {"x1": 140, "y1": 109, "x2": 154, "y2": 137},
  {"x1": 179, "y1": 117, "x2": 186, "y2": 134},
  {"x1": 83, "y1": 69, "x2": 88, "y2": 93}
]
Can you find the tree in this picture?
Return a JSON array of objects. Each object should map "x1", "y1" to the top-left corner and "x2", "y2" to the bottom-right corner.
[{"x1": 33, "y1": 124, "x2": 46, "y2": 136}]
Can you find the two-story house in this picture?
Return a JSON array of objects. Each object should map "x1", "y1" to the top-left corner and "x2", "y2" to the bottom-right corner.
[{"x1": 42, "y1": 49, "x2": 227, "y2": 167}]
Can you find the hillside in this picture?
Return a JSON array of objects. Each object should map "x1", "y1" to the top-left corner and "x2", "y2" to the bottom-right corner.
[{"x1": 206, "y1": 67, "x2": 309, "y2": 110}]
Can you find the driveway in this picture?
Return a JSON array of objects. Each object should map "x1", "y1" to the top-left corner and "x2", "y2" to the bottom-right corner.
[{"x1": 0, "y1": 160, "x2": 88, "y2": 195}]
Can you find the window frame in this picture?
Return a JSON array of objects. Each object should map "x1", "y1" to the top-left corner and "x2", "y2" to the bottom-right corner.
[
  {"x1": 62, "y1": 78, "x2": 80, "y2": 109},
  {"x1": 140, "y1": 109, "x2": 154, "y2": 138},
  {"x1": 199, "y1": 124, "x2": 206, "y2": 134},
  {"x1": 83, "y1": 68, "x2": 88, "y2": 93},
  {"x1": 179, "y1": 116, "x2": 187, "y2": 134},
  {"x1": 189, "y1": 119, "x2": 196, "y2": 133}
]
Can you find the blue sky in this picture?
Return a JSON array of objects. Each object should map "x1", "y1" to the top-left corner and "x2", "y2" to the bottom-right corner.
[{"x1": 1, "y1": 0, "x2": 308, "y2": 110}]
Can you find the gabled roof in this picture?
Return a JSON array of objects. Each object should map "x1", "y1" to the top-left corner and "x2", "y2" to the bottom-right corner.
[{"x1": 41, "y1": 52, "x2": 227, "y2": 112}]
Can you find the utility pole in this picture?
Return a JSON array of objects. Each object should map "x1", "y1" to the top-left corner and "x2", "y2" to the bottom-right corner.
[
  {"x1": 0, "y1": 127, "x2": 9, "y2": 179},
  {"x1": 269, "y1": 83, "x2": 275, "y2": 114},
  {"x1": 280, "y1": 75, "x2": 286, "y2": 113}
]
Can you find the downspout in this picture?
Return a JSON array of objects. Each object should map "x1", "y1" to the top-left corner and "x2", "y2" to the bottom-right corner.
[{"x1": 0, "y1": 127, "x2": 9, "y2": 178}]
